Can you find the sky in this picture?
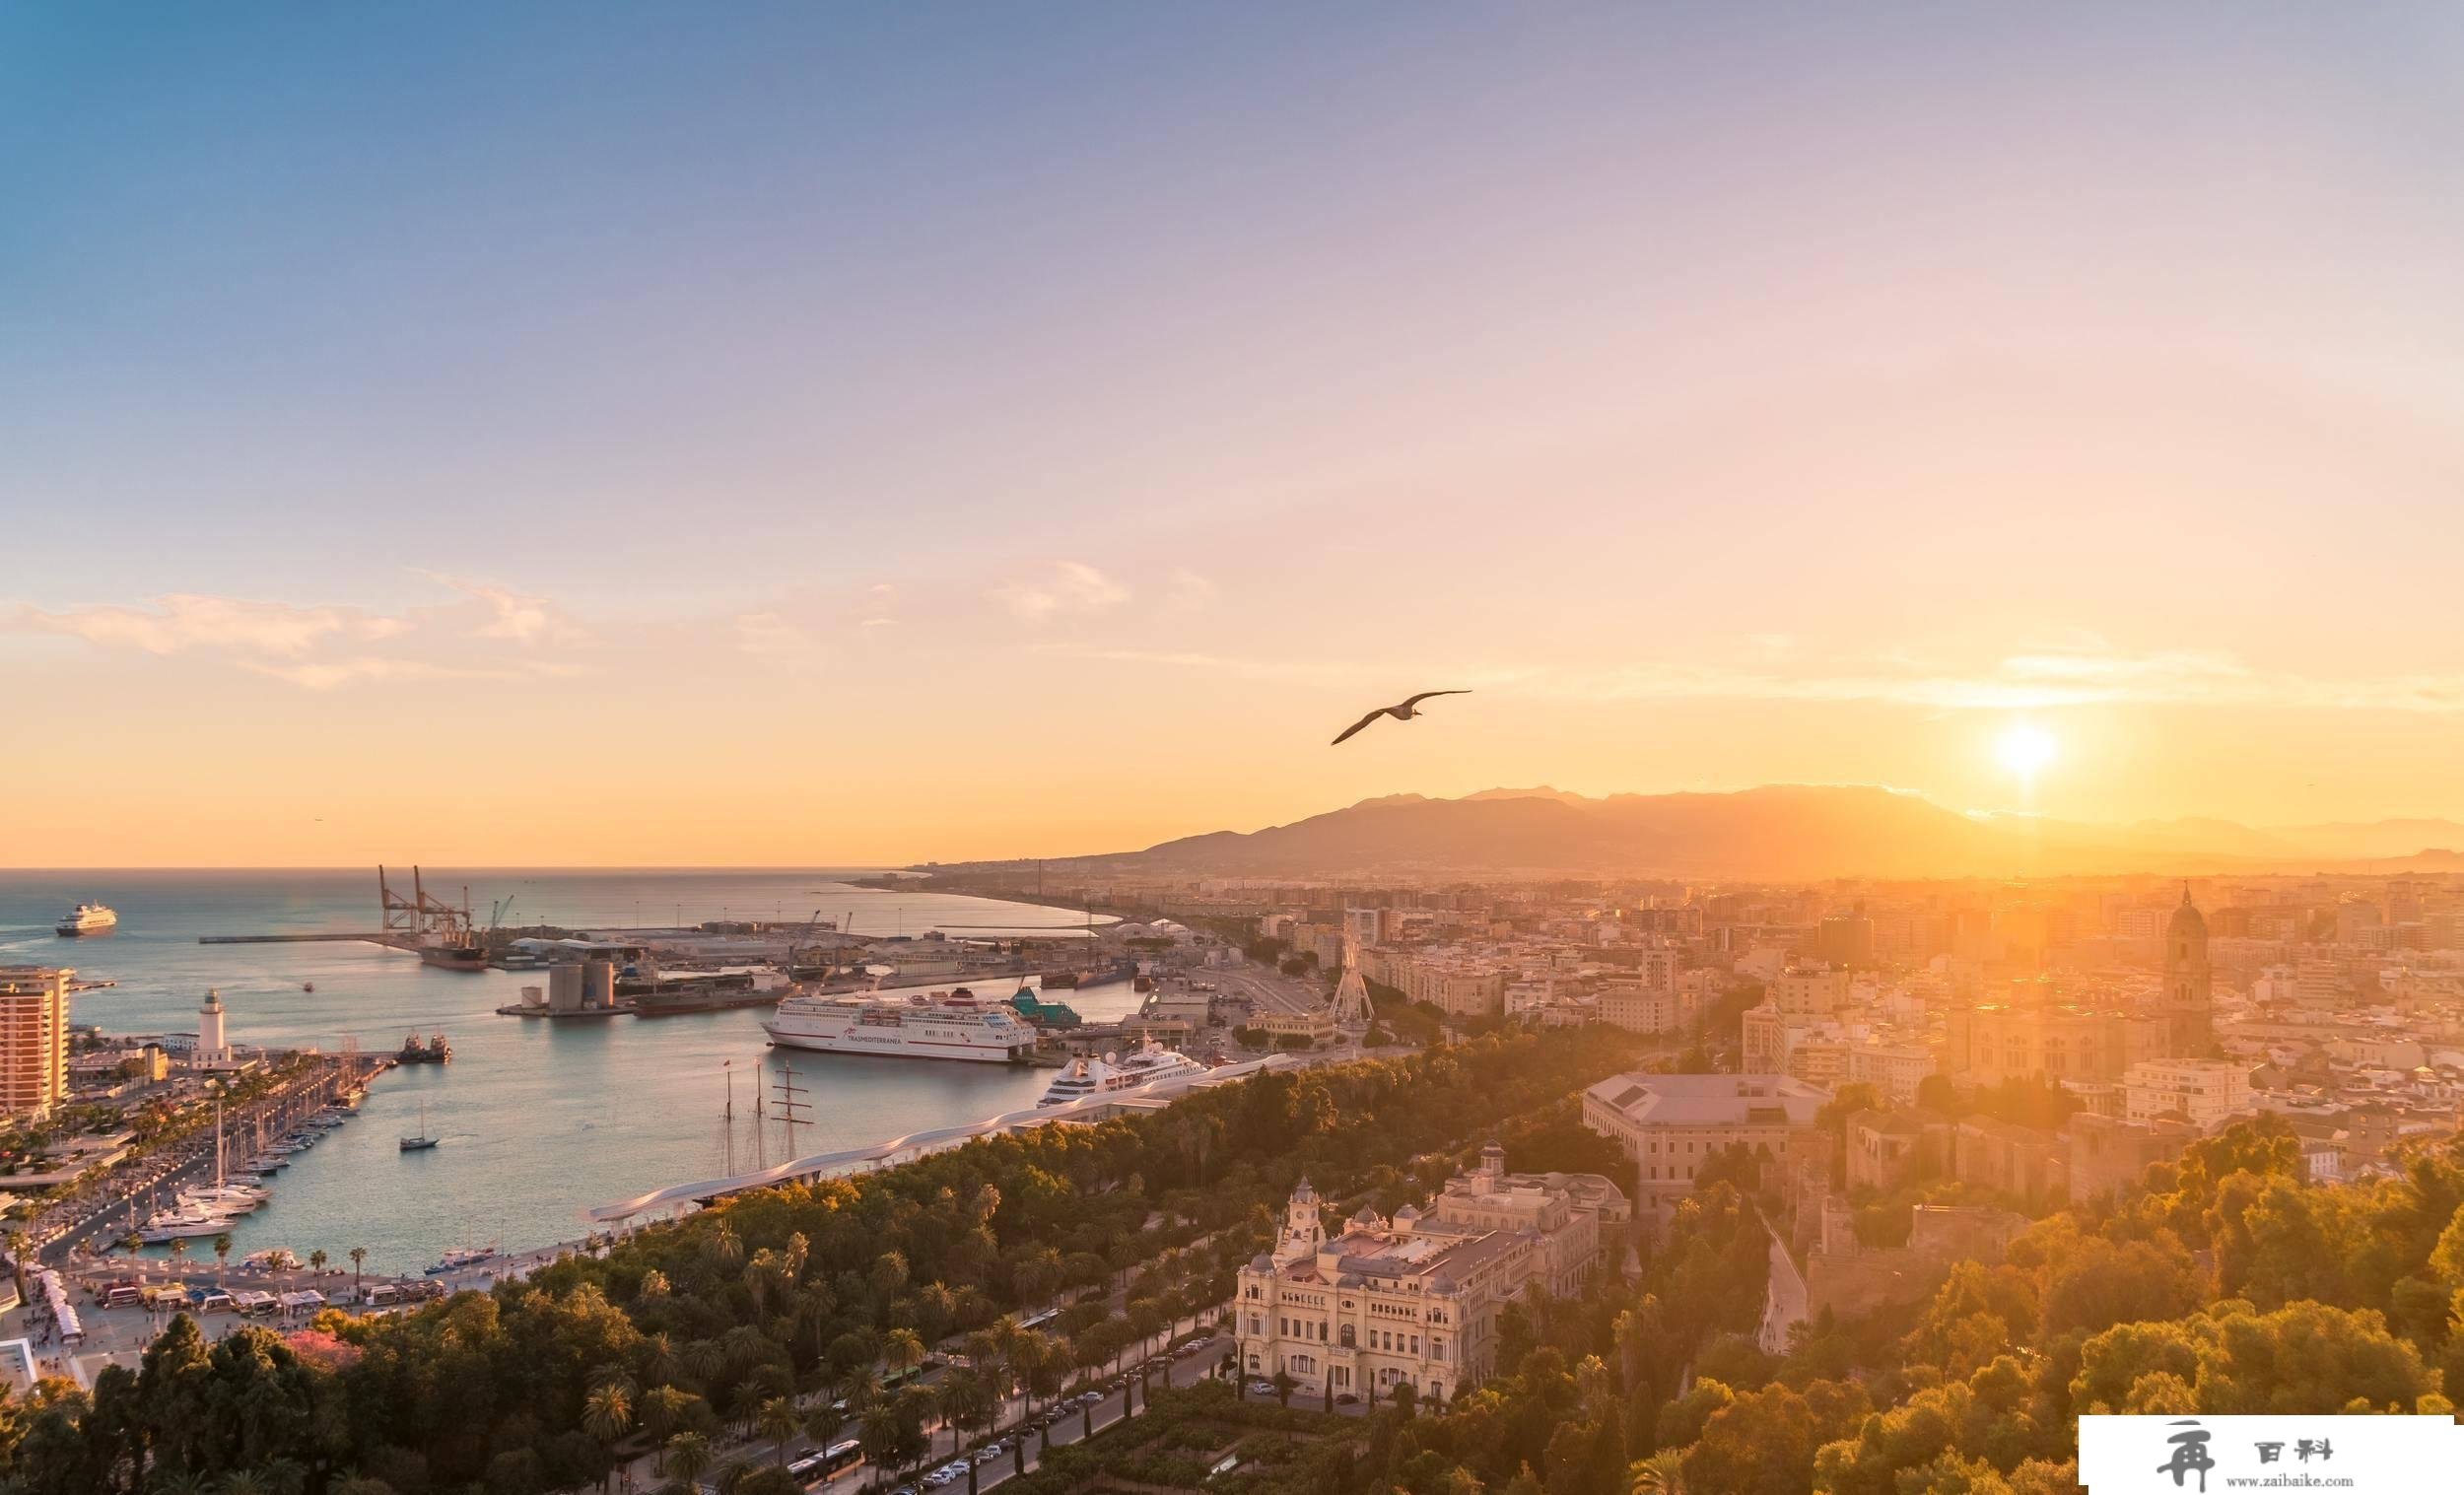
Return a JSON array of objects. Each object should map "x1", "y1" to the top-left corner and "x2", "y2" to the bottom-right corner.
[{"x1": 7, "y1": 4, "x2": 2464, "y2": 866}]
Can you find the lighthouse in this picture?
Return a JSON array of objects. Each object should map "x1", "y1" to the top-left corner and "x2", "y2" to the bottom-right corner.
[{"x1": 195, "y1": 986, "x2": 232, "y2": 1068}]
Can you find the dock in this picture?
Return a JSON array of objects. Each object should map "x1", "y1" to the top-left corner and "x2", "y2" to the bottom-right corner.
[{"x1": 199, "y1": 933, "x2": 393, "y2": 946}]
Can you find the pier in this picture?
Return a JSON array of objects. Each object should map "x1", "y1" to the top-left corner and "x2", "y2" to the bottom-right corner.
[
  {"x1": 198, "y1": 933, "x2": 394, "y2": 945},
  {"x1": 586, "y1": 1053, "x2": 1296, "y2": 1224}
]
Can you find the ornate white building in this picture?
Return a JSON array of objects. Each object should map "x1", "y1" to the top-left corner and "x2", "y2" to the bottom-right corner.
[{"x1": 1233, "y1": 1146, "x2": 1626, "y2": 1403}]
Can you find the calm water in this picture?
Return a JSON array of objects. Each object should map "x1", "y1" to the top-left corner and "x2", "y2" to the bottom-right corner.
[{"x1": 0, "y1": 870, "x2": 1140, "y2": 1273}]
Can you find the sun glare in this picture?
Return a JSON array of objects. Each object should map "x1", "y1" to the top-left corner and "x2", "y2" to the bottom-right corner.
[{"x1": 1996, "y1": 721, "x2": 2059, "y2": 782}]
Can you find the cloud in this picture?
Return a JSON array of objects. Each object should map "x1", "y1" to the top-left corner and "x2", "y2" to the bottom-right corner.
[
  {"x1": 734, "y1": 611, "x2": 817, "y2": 657},
  {"x1": 1165, "y1": 568, "x2": 1217, "y2": 610},
  {"x1": 419, "y1": 574, "x2": 590, "y2": 646},
  {"x1": 992, "y1": 561, "x2": 1129, "y2": 622},
  {"x1": 12, "y1": 577, "x2": 594, "y2": 689},
  {"x1": 14, "y1": 594, "x2": 406, "y2": 657}
]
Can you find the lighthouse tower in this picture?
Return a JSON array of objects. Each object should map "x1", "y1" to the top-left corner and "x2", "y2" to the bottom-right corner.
[{"x1": 195, "y1": 987, "x2": 232, "y2": 1068}]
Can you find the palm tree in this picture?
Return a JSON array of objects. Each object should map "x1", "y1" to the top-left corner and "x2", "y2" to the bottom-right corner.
[
  {"x1": 1271, "y1": 1370, "x2": 1296, "y2": 1408},
  {"x1": 582, "y1": 1382, "x2": 634, "y2": 1492},
  {"x1": 639, "y1": 1267, "x2": 671, "y2": 1300},
  {"x1": 4, "y1": 1228, "x2": 29, "y2": 1303},
  {"x1": 217, "y1": 1472, "x2": 271, "y2": 1495},
  {"x1": 120, "y1": 1231, "x2": 142, "y2": 1258},
  {"x1": 705, "y1": 1221, "x2": 744, "y2": 1269},
  {"x1": 168, "y1": 1237, "x2": 189, "y2": 1272},
  {"x1": 308, "y1": 1249, "x2": 327, "y2": 1273},
  {"x1": 349, "y1": 1246, "x2": 367, "y2": 1299},
  {"x1": 212, "y1": 1231, "x2": 234, "y2": 1283},
  {"x1": 642, "y1": 1330, "x2": 680, "y2": 1388},
  {"x1": 757, "y1": 1395, "x2": 799, "y2": 1467},
  {"x1": 804, "y1": 1397, "x2": 848, "y2": 1460},
  {"x1": 882, "y1": 1325, "x2": 924, "y2": 1385},
  {"x1": 664, "y1": 1431, "x2": 714, "y2": 1492},
  {"x1": 641, "y1": 1385, "x2": 693, "y2": 1453},
  {"x1": 1630, "y1": 1450, "x2": 1687, "y2": 1494}
]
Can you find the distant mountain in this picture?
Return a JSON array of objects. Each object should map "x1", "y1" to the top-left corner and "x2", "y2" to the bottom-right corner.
[
  {"x1": 2272, "y1": 819, "x2": 2464, "y2": 860},
  {"x1": 1025, "y1": 786, "x2": 2464, "y2": 882},
  {"x1": 1093, "y1": 785, "x2": 2110, "y2": 881}
]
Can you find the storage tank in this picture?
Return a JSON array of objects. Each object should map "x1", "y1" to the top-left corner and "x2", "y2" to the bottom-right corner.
[
  {"x1": 548, "y1": 965, "x2": 583, "y2": 1013},
  {"x1": 518, "y1": 985, "x2": 545, "y2": 1010},
  {"x1": 582, "y1": 959, "x2": 617, "y2": 1010}
]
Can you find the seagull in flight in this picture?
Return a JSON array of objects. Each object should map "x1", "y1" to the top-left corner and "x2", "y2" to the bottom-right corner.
[{"x1": 1332, "y1": 690, "x2": 1471, "y2": 745}]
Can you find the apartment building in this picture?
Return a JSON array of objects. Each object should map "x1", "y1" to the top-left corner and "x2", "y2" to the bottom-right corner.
[{"x1": 0, "y1": 967, "x2": 71, "y2": 1121}]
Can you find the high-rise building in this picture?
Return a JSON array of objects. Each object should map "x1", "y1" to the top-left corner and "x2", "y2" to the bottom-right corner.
[
  {"x1": 2163, "y1": 888, "x2": 2213, "y2": 1056},
  {"x1": 0, "y1": 967, "x2": 71, "y2": 1121}
]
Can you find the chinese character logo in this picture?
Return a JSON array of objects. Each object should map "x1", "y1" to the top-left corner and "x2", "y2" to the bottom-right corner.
[{"x1": 2157, "y1": 1419, "x2": 2216, "y2": 1492}]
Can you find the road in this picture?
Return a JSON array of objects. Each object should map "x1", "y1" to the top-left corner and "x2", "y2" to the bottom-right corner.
[{"x1": 1202, "y1": 961, "x2": 1327, "y2": 1017}]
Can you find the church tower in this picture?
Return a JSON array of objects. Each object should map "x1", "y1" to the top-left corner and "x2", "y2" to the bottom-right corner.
[
  {"x1": 1272, "y1": 1178, "x2": 1327, "y2": 1265},
  {"x1": 2163, "y1": 885, "x2": 2213, "y2": 1056}
]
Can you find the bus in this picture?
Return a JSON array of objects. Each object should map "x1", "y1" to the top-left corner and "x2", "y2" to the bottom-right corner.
[{"x1": 788, "y1": 1440, "x2": 863, "y2": 1487}]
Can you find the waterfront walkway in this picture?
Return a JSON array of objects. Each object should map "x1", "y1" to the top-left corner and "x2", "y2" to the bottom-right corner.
[{"x1": 586, "y1": 1053, "x2": 1296, "y2": 1224}]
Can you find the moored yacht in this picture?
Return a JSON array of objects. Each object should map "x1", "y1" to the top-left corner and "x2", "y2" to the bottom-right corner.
[{"x1": 1036, "y1": 1040, "x2": 1209, "y2": 1107}]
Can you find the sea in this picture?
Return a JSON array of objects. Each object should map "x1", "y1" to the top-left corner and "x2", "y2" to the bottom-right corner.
[{"x1": 0, "y1": 869, "x2": 1146, "y2": 1273}]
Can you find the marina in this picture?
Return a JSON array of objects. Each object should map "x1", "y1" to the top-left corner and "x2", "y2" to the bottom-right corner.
[{"x1": 0, "y1": 868, "x2": 1135, "y2": 1274}]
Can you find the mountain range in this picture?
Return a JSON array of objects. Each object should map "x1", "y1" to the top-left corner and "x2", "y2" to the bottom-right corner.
[{"x1": 1020, "y1": 785, "x2": 2464, "y2": 882}]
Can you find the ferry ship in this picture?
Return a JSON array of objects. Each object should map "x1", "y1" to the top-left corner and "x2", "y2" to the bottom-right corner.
[
  {"x1": 1036, "y1": 1040, "x2": 1208, "y2": 1106},
  {"x1": 763, "y1": 986, "x2": 1036, "y2": 1062},
  {"x1": 55, "y1": 902, "x2": 118, "y2": 936}
]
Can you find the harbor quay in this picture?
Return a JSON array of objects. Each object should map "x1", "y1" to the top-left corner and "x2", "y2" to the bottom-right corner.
[{"x1": 21, "y1": 1050, "x2": 382, "y2": 1267}]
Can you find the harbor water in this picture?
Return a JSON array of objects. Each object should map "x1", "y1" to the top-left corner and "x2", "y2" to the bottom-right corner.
[{"x1": 0, "y1": 869, "x2": 1142, "y2": 1273}]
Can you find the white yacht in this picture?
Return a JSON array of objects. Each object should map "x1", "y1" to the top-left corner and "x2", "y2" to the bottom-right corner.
[
  {"x1": 139, "y1": 1210, "x2": 239, "y2": 1243},
  {"x1": 55, "y1": 902, "x2": 118, "y2": 936},
  {"x1": 764, "y1": 986, "x2": 1036, "y2": 1062},
  {"x1": 1036, "y1": 1041, "x2": 1209, "y2": 1107}
]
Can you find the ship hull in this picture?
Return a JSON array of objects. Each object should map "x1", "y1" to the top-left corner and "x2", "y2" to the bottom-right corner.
[
  {"x1": 418, "y1": 946, "x2": 488, "y2": 971},
  {"x1": 761, "y1": 1024, "x2": 1028, "y2": 1062}
]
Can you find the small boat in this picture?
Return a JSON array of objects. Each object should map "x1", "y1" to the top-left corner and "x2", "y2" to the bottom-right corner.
[
  {"x1": 399, "y1": 1101, "x2": 439, "y2": 1152},
  {"x1": 303, "y1": 982, "x2": 314, "y2": 992},
  {"x1": 424, "y1": 1246, "x2": 493, "y2": 1274}
]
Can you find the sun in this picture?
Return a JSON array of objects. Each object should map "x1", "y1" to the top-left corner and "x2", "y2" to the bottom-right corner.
[{"x1": 1996, "y1": 721, "x2": 2058, "y2": 782}]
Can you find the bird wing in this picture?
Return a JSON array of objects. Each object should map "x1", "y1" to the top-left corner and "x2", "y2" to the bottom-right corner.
[
  {"x1": 1398, "y1": 690, "x2": 1471, "y2": 710},
  {"x1": 1331, "y1": 709, "x2": 1388, "y2": 745}
]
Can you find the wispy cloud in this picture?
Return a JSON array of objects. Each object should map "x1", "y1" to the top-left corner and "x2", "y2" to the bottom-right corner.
[
  {"x1": 992, "y1": 561, "x2": 1129, "y2": 622},
  {"x1": 419, "y1": 574, "x2": 590, "y2": 646},
  {"x1": 11, "y1": 578, "x2": 594, "y2": 689},
  {"x1": 733, "y1": 610, "x2": 817, "y2": 658},
  {"x1": 1042, "y1": 644, "x2": 2464, "y2": 714},
  {"x1": 13, "y1": 594, "x2": 406, "y2": 658},
  {"x1": 1165, "y1": 568, "x2": 1216, "y2": 610}
]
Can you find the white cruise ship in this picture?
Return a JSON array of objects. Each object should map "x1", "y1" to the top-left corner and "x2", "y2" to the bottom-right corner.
[
  {"x1": 55, "y1": 903, "x2": 118, "y2": 936},
  {"x1": 1037, "y1": 1041, "x2": 1209, "y2": 1107},
  {"x1": 763, "y1": 987, "x2": 1036, "y2": 1062}
]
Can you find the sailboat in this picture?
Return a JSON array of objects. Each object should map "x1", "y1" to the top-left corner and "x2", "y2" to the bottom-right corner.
[{"x1": 399, "y1": 1101, "x2": 440, "y2": 1152}]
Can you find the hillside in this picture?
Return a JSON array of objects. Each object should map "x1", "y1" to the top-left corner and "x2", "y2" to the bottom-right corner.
[{"x1": 1024, "y1": 785, "x2": 2464, "y2": 882}]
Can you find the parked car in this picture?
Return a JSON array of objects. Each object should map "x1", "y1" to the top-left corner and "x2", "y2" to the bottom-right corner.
[
  {"x1": 1336, "y1": 1393, "x2": 1360, "y2": 1405},
  {"x1": 1247, "y1": 1380, "x2": 1276, "y2": 1395}
]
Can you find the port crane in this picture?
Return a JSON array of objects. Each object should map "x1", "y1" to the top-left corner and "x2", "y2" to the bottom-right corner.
[{"x1": 786, "y1": 908, "x2": 833, "y2": 981}]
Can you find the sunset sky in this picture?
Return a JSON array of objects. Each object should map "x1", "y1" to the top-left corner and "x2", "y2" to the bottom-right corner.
[{"x1": 9, "y1": 5, "x2": 2464, "y2": 866}]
